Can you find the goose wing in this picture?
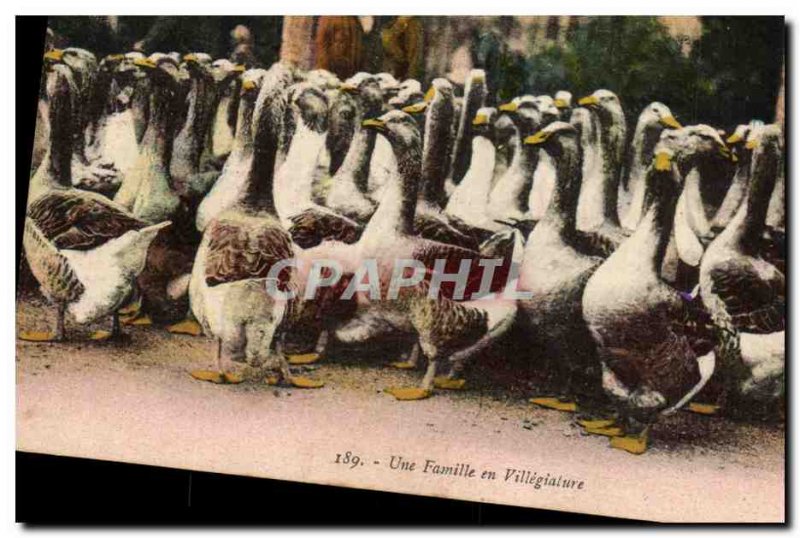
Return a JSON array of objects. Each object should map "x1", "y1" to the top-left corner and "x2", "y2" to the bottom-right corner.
[
  {"x1": 288, "y1": 206, "x2": 362, "y2": 249},
  {"x1": 411, "y1": 238, "x2": 510, "y2": 299},
  {"x1": 27, "y1": 191, "x2": 147, "y2": 251},
  {"x1": 23, "y1": 217, "x2": 85, "y2": 303},
  {"x1": 414, "y1": 213, "x2": 479, "y2": 251},
  {"x1": 204, "y1": 219, "x2": 295, "y2": 287},
  {"x1": 707, "y1": 257, "x2": 785, "y2": 334}
]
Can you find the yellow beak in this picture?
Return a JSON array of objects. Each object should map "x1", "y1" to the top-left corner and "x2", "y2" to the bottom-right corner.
[
  {"x1": 133, "y1": 57, "x2": 157, "y2": 69},
  {"x1": 745, "y1": 138, "x2": 759, "y2": 150},
  {"x1": 659, "y1": 115, "x2": 682, "y2": 129},
  {"x1": 654, "y1": 151, "x2": 673, "y2": 171},
  {"x1": 233, "y1": 64, "x2": 246, "y2": 73},
  {"x1": 183, "y1": 53, "x2": 198, "y2": 63},
  {"x1": 472, "y1": 114, "x2": 488, "y2": 126},
  {"x1": 241, "y1": 80, "x2": 257, "y2": 93},
  {"x1": 726, "y1": 133, "x2": 743, "y2": 145},
  {"x1": 719, "y1": 145, "x2": 733, "y2": 159},
  {"x1": 578, "y1": 95, "x2": 599, "y2": 107},
  {"x1": 107, "y1": 53, "x2": 125, "y2": 61},
  {"x1": 424, "y1": 86, "x2": 436, "y2": 103},
  {"x1": 362, "y1": 118, "x2": 386, "y2": 130},
  {"x1": 523, "y1": 130, "x2": 550, "y2": 145},
  {"x1": 401, "y1": 102, "x2": 427, "y2": 115},
  {"x1": 44, "y1": 49, "x2": 64, "y2": 62},
  {"x1": 554, "y1": 98, "x2": 568, "y2": 109},
  {"x1": 340, "y1": 83, "x2": 359, "y2": 94},
  {"x1": 498, "y1": 102, "x2": 518, "y2": 113}
]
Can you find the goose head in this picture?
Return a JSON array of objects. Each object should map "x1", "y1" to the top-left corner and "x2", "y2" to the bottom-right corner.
[
  {"x1": 374, "y1": 72, "x2": 400, "y2": 98},
  {"x1": 524, "y1": 121, "x2": 580, "y2": 160},
  {"x1": 726, "y1": 119, "x2": 766, "y2": 161},
  {"x1": 133, "y1": 53, "x2": 182, "y2": 90},
  {"x1": 340, "y1": 74, "x2": 383, "y2": 117},
  {"x1": 210, "y1": 58, "x2": 246, "y2": 85},
  {"x1": 471, "y1": 107, "x2": 499, "y2": 143},
  {"x1": 362, "y1": 110, "x2": 421, "y2": 152},
  {"x1": 638, "y1": 102, "x2": 682, "y2": 133},
  {"x1": 239, "y1": 68, "x2": 268, "y2": 103},
  {"x1": 402, "y1": 78, "x2": 453, "y2": 116},
  {"x1": 287, "y1": 82, "x2": 329, "y2": 133},
  {"x1": 554, "y1": 90, "x2": 572, "y2": 120},
  {"x1": 498, "y1": 96, "x2": 543, "y2": 137},
  {"x1": 534, "y1": 95, "x2": 560, "y2": 125},
  {"x1": 659, "y1": 125, "x2": 732, "y2": 174},
  {"x1": 578, "y1": 89, "x2": 623, "y2": 122},
  {"x1": 44, "y1": 48, "x2": 96, "y2": 80}
]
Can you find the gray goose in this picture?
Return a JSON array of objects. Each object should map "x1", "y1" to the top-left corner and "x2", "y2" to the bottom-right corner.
[
  {"x1": 711, "y1": 121, "x2": 764, "y2": 231},
  {"x1": 699, "y1": 124, "x2": 785, "y2": 412},
  {"x1": 581, "y1": 129, "x2": 737, "y2": 454},
  {"x1": 188, "y1": 64, "x2": 323, "y2": 389},
  {"x1": 444, "y1": 69, "x2": 487, "y2": 195},
  {"x1": 619, "y1": 102, "x2": 683, "y2": 231},
  {"x1": 575, "y1": 89, "x2": 630, "y2": 250},
  {"x1": 21, "y1": 57, "x2": 169, "y2": 343},
  {"x1": 324, "y1": 77, "x2": 384, "y2": 222},
  {"x1": 276, "y1": 82, "x2": 363, "y2": 249},
  {"x1": 517, "y1": 122, "x2": 609, "y2": 414}
]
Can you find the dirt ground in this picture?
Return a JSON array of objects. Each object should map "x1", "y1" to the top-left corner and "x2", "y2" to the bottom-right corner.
[{"x1": 16, "y1": 293, "x2": 785, "y2": 523}]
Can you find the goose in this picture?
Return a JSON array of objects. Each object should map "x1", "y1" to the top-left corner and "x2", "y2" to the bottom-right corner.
[
  {"x1": 276, "y1": 83, "x2": 363, "y2": 249},
  {"x1": 526, "y1": 95, "x2": 561, "y2": 222},
  {"x1": 170, "y1": 53, "x2": 219, "y2": 199},
  {"x1": 321, "y1": 112, "x2": 515, "y2": 355},
  {"x1": 581, "y1": 130, "x2": 736, "y2": 454},
  {"x1": 325, "y1": 73, "x2": 368, "y2": 176},
  {"x1": 196, "y1": 68, "x2": 268, "y2": 233},
  {"x1": 82, "y1": 53, "x2": 145, "y2": 197},
  {"x1": 379, "y1": 229, "x2": 525, "y2": 401},
  {"x1": 208, "y1": 59, "x2": 246, "y2": 162},
  {"x1": 20, "y1": 59, "x2": 170, "y2": 343},
  {"x1": 445, "y1": 69, "x2": 487, "y2": 195},
  {"x1": 113, "y1": 54, "x2": 201, "y2": 327},
  {"x1": 517, "y1": 122, "x2": 607, "y2": 413},
  {"x1": 113, "y1": 54, "x2": 182, "y2": 216},
  {"x1": 711, "y1": 121, "x2": 764, "y2": 231},
  {"x1": 188, "y1": 63, "x2": 323, "y2": 389},
  {"x1": 574, "y1": 89, "x2": 629, "y2": 249},
  {"x1": 402, "y1": 79, "x2": 485, "y2": 250},
  {"x1": 38, "y1": 48, "x2": 124, "y2": 196},
  {"x1": 445, "y1": 107, "x2": 504, "y2": 233},
  {"x1": 619, "y1": 102, "x2": 683, "y2": 231},
  {"x1": 699, "y1": 124, "x2": 785, "y2": 411},
  {"x1": 554, "y1": 90, "x2": 572, "y2": 122},
  {"x1": 486, "y1": 96, "x2": 544, "y2": 224},
  {"x1": 324, "y1": 77, "x2": 384, "y2": 222},
  {"x1": 492, "y1": 112, "x2": 517, "y2": 184},
  {"x1": 663, "y1": 125, "x2": 734, "y2": 290}
]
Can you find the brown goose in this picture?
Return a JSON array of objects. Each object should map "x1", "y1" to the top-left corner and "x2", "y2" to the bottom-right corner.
[
  {"x1": 188, "y1": 64, "x2": 323, "y2": 389},
  {"x1": 21, "y1": 56, "x2": 169, "y2": 343}
]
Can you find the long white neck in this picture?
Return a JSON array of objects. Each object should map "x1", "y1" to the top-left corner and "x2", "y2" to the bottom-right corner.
[
  {"x1": 446, "y1": 136, "x2": 496, "y2": 222},
  {"x1": 575, "y1": 132, "x2": 605, "y2": 231},
  {"x1": 274, "y1": 121, "x2": 326, "y2": 224}
]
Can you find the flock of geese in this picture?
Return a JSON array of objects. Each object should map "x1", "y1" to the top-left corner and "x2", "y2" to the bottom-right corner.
[{"x1": 21, "y1": 47, "x2": 785, "y2": 454}]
